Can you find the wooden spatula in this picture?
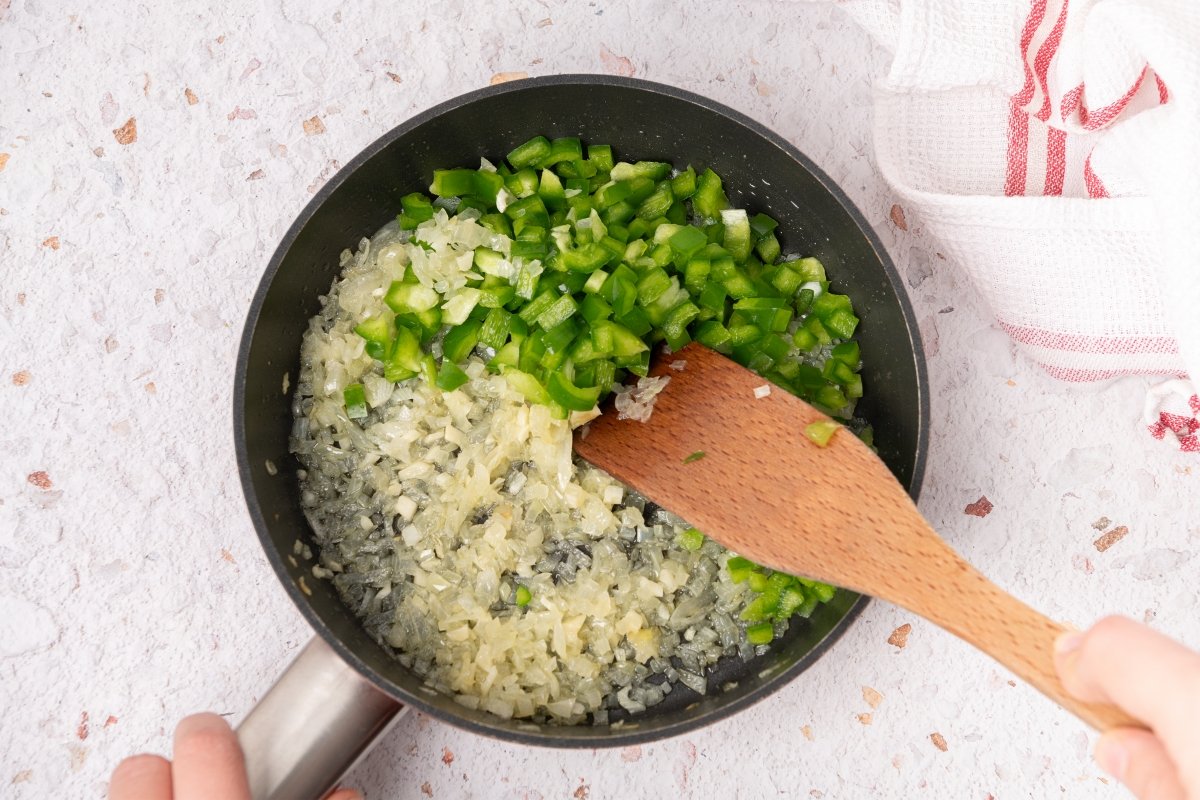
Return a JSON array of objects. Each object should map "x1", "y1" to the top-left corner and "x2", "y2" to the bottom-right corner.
[{"x1": 574, "y1": 343, "x2": 1140, "y2": 731}]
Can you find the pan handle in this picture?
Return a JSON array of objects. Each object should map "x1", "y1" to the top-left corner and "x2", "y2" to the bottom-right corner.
[{"x1": 237, "y1": 636, "x2": 406, "y2": 800}]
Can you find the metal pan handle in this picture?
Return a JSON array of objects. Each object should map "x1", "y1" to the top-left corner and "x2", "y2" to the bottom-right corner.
[{"x1": 237, "y1": 636, "x2": 406, "y2": 800}]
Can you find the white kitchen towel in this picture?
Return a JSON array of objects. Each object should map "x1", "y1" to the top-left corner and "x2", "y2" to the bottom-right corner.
[{"x1": 821, "y1": 0, "x2": 1200, "y2": 451}]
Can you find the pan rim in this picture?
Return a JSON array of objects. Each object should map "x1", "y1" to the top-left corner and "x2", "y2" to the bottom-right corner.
[{"x1": 233, "y1": 73, "x2": 929, "y2": 747}]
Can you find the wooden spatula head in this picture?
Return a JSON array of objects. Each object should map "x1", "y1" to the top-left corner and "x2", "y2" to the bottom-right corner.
[{"x1": 575, "y1": 343, "x2": 1142, "y2": 733}]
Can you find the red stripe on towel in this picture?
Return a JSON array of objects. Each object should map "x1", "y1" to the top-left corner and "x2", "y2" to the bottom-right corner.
[
  {"x1": 999, "y1": 322, "x2": 1179, "y2": 354},
  {"x1": 1083, "y1": 152, "x2": 1109, "y2": 198},
  {"x1": 1034, "y1": 0, "x2": 1071, "y2": 122},
  {"x1": 1156, "y1": 73, "x2": 1169, "y2": 104},
  {"x1": 1044, "y1": 128, "x2": 1067, "y2": 195},
  {"x1": 1006, "y1": 0, "x2": 1051, "y2": 196}
]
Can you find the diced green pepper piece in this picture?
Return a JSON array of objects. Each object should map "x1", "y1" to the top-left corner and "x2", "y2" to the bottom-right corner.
[
  {"x1": 811, "y1": 292, "x2": 852, "y2": 320},
  {"x1": 721, "y1": 268, "x2": 757, "y2": 299},
  {"x1": 571, "y1": 332, "x2": 603, "y2": 363},
  {"x1": 697, "y1": 280, "x2": 727, "y2": 314},
  {"x1": 385, "y1": 281, "x2": 440, "y2": 314},
  {"x1": 534, "y1": 294, "x2": 578, "y2": 330},
  {"x1": 740, "y1": 595, "x2": 772, "y2": 622},
  {"x1": 670, "y1": 166, "x2": 697, "y2": 199},
  {"x1": 770, "y1": 264, "x2": 803, "y2": 296},
  {"x1": 749, "y1": 213, "x2": 778, "y2": 238},
  {"x1": 831, "y1": 340, "x2": 861, "y2": 366},
  {"x1": 580, "y1": 293, "x2": 612, "y2": 324},
  {"x1": 511, "y1": 241, "x2": 547, "y2": 262},
  {"x1": 555, "y1": 158, "x2": 595, "y2": 180},
  {"x1": 429, "y1": 169, "x2": 476, "y2": 197},
  {"x1": 478, "y1": 307, "x2": 512, "y2": 350},
  {"x1": 721, "y1": 209, "x2": 752, "y2": 263},
  {"x1": 615, "y1": 307, "x2": 652, "y2": 337},
  {"x1": 692, "y1": 168, "x2": 729, "y2": 220},
  {"x1": 679, "y1": 527, "x2": 705, "y2": 551},
  {"x1": 517, "y1": 290, "x2": 559, "y2": 325},
  {"x1": 604, "y1": 274, "x2": 638, "y2": 317},
  {"x1": 507, "y1": 136, "x2": 551, "y2": 170},
  {"x1": 399, "y1": 192, "x2": 435, "y2": 228},
  {"x1": 792, "y1": 326, "x2": 818, "y2": 352},
  {"x1": 746, "y1": 622, "x2": 774, "y2": 645},
  {"x1": 354, "y1": 314, "x2": 394, "y2": 360},
  {"x1": 594, "y1": 179, "x2": 634, "y2": 208},
  {"x1": 600, "y1": 199, "x2": 636, "y2": 226},
  {"x1": 442, "y1": 319, "x2": 482, "y2": 364},
  {"x1": 385, "y1": 325, "x2": 423, "y2": 381},
  {"x1": 610, "y1": 161, "x2": 671, "y2": 182},
  {"x1": 479, "y1": 212, "x2": 513, "y2": 238},
  {"x1": 683, "y1": 257, "x2": 711, "y2": 295},
  {"x1": 583, "y1": 269, "x2": 609, "y2": 295},
  {"x1": 797, "y1": 578, "x2": 837, "y2": 603},
  {"x1": 775, "y1": 585, "x2": 807, "y2": 619},
  {"x1": 562, "y1": 242, "x2": 610, "y2": 273},
  {"x1": 727, "y1": 556, "x2": 754, "y2": 583},
  {"x1": 824, "y1": 310, "x2": 859, "y2": 339},
  {"x1": 694, "y1": 320, "x2": 732, "y2": 350},
  {"x1": 408, "y1": 307, "x2": 442, "y2": 344},
  {"x1": 661, "y1": 226, "x2": 702, "y2": 261},
  {"x1": 536, "y1": 137, "x2": 583, "y2": 168},
  {"x1": 594, "y1": 321, "x2": 648, "y2": 358},
  {"x1": 804, "y1": 419, "x2": 840, "y2": 447},
  {"x1": 635, "y1": 267, "x2": 670, "y2": 306},
  {"x1": 803, "y1": 315, "x2": 831, "y2": 345},
  {"x1": 488, "y1": 339, "x2": 521, "y2": 372},
  {"x1": 538, "y1": 169, "x2": 566, "y2": 210},
  {"x1": 478, "y1": 284, "x2": 516, "y2": 309},
  {"x1": 728, "y1": 323, "x2": 763, "y2": 347},
  {"x1": 506, "y1": 168, "x2": 539, "y2": 199},
  {"x1": 760, "y1": 332, "x2": 790, "y2": 362},
  {"x1": 586, "y1": 143, "x2": 614, "y2": 173},
  {"x1": 665, "y1": 200, "x2": 686, "y2": 225},
  {"x1": 473, "y1": 170, "x2": 504, "y2": 201},
  {"x1": 593, "y1": 359, "x2": 617, "y2": 393},
  {"x1": 542, "y1": 317, "x2": 581, "y2": 354},
  {"x1": 755, "y1": 233, "x2": 781, "y2": 264},
  {"x1": 790, "y1": 257, "x2": 827, "y2": 283},
  {"x1": 515, "y1": 584, "x2": 532, "y2": 606},
  {"x1": 504, "y1": 369, "x2": 551, "y2": 404},
  {"x1": 662, "y1": 301, "x2": 700, "y2": 351},
  {"x1": 435, "y1": 361, "x2": 470, "y2": 391},
  {"x1": 747, "y1": 570, "x2": 770, "y2": 593},
  {"x1": 636, "y1": 181, "x2": 674, "y2": 220},
  {"x1": 343, "y1": 383, "x2": 368, "y2": 419},
  {"x1": 473, "y1": 247, "x2": 507, "y2": 275},
  {"x1": 546, "y1": 371, "x2": 600, "y2": 411},
  {"x1": 505, "y1": 195, "x2": 550, "y2": 229},
  {"x1": 649, "y1": 241, "x2": 674, "y2": 268}
]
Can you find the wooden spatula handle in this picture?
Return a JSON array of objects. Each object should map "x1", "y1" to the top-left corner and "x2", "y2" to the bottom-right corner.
[{"x1": 895, "y1": 554, "x2": 1145, "y2": 732}]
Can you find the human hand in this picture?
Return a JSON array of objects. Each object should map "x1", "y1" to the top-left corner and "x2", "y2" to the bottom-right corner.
[
  {"x1": 109, "y1": 712, "x2": 361, "y2": 800},
  {"x1": 1055, "y1": 616, "x2": 1200, "y2": 800}
]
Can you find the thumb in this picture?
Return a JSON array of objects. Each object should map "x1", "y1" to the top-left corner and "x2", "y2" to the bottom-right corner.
[
  {"x1": 325, "y1": 790, "x2": 362, "y2": 800},
  {"x1": 1096, "y1": 729, "x2": 1187, "y2": 800}
]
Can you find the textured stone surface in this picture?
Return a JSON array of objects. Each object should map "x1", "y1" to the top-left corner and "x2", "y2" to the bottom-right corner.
[{"x1": 3, "y1": 1, "x2": 1198, "y2": 797}]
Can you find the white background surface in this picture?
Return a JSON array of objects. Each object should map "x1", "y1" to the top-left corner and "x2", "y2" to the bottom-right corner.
[{"x1": 3, "y1": 1, "x2": 1198, "y2": 798}]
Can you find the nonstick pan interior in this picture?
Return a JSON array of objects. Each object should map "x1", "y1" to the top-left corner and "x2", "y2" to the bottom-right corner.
[{"x1": 235, "y1": 75, "x2": 928, "y2": 746}]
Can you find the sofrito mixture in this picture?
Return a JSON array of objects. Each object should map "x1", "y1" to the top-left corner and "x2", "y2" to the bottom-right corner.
[{"x1": 289, "y1": 135, "x2": 868, "y2": 724}]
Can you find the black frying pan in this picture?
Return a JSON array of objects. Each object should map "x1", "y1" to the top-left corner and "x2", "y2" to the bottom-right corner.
[{"x1": 234, "y1": 75, "x2": 928, "y2": 799}]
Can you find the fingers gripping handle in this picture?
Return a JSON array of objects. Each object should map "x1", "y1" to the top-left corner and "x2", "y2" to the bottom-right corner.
[{"x1": 237, "y1": 637, "x2": 406, "y2": 800}]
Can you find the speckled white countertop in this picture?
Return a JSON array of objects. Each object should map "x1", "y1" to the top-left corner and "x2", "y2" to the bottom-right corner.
[{"x1": 3, "y1": 1, "x2": 1198, "y2": 798}]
